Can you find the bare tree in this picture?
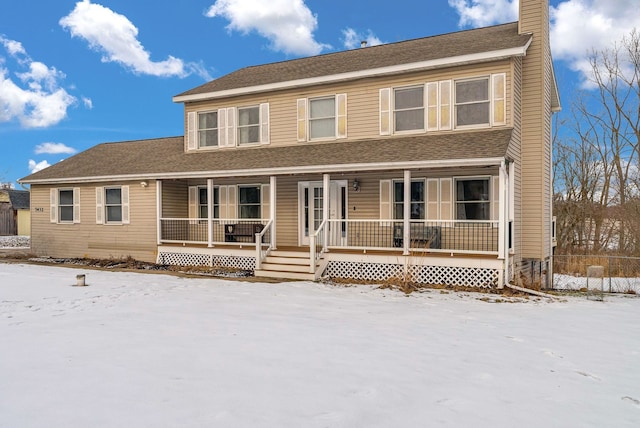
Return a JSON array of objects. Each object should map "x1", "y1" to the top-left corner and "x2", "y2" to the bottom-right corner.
[{"x1": 554, "y1": 28, "x2": 640, "y2": 254}]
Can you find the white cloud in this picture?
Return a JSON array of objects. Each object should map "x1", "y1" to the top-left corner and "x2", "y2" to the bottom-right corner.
[
  {"x1": 28, "y1": 159, "x2": 51, "y2": 173},
  {"x1": 82, "y1": 96, "x2": 93, "y2": 109},
  {"x1": 205, "y1": 0, "x2": 330, "y2": 56},
  {"x1": 448, "y1": 0, "x2": 518, "y2": 27},
  {"x1": 59, "y1": 0, "x2": 187, "y2": 77},
  {"x1": 0, "y1": 36, "x2": 76, "y2": 128},
  {"x1": 342, "y1": 28, "x2": 383, "y2": 50},
  {"x1": 448, "y1": 0, "x2": 640, "y2": 86},
  {"x1": 550, "y1": 0, "x2": 640, "y2": 85},
  {"x1": 34, "y1": 142, "x2": 77, "y2": 155}
]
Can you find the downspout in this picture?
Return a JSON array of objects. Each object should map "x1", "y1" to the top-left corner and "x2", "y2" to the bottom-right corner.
[{"x1": 499, "y1": 160, "x2": 510, "y2": 288}]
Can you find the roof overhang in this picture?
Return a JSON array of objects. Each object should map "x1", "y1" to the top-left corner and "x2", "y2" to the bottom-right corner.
[
  {"x1": 21, "y1": 157, "x2": 506, "y2": 185},
  {"x1": 173, "y1": 42, "x2": 532, "y2": 104}
]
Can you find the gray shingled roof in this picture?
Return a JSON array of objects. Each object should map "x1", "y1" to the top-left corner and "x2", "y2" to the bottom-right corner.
[
  {"x1": 20, "y1": 130, "x2": 513, "y2": 184},
  {"x1": 7, "y1": 190, "x2": 30, "y2": 209},
  {"x1": 176, "y1": 22, "x2": 530, "y2": 98}
]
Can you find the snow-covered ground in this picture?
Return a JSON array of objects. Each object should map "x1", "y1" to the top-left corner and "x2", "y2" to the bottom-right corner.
[{"x1": 1, "y1": 263, "x2": 639, "y2": 427}]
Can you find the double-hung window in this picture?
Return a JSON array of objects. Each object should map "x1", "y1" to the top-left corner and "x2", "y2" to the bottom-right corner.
[
  {"x1": 309, "y1": 97, "x2": 336, "y2": 139},
  {"x1": 394, "y1": 86, "x2": 424, "y2": 132},
  {"x1": 105, "y1": 187, "x2": 123, "y2": 223},
  {"x1": 393, "y1": 180, "x2": 425, "y2": 219},
  {"x1": 237, "y1": 106, "x2": 260, "y2": 144},
  {"x1": 58, "y1": 189, "x2": 74, "y2": 222},
  {"x1": 198, "y1": 111, "x2": 218, "y2": 148},
  {"x1": 455, "y1": 78, "x2": 490, "y2": 127},
  {"x1": 455, "y1": 178, "x2": 490, "y2": 220},
  {"x1": 238, "y1": 185, "x2": 261, "y2": 219},
  {"x1": 198, "y1": 186, "x2": 219, "y2": 219}
]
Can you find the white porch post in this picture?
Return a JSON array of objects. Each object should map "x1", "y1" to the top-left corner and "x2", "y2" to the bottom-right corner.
[
  {"x1": 323, "y1": 173, "x2": 330, "y2": 252},
  {"x1": 156, "y1": 180, "x2": 163, "y2": 245},
  {"x1": 270, "y1": 175, "x2": 277, "y2": 250},
  {"x1": 498, "y1": 160, "x2": 509, "y2": 288},
  {"x1": 207, "y1": 178, "x2": 214, "y2": 248},
  {"x1": 403, "y1": 170, "x2": 411, "y2": 255}
]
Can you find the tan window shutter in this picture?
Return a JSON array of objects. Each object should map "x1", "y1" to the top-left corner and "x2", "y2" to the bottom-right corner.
[
  {"x1": 219, "y1": 185, "x2": 228, "y2": 219},
  {"x1": 121, "y1": 186, "x2": 130, "y2": 224},
  {"x1": 261, "y1": 184, "x2": 270, "y2": 220},
  {"x1": 492, "y1": 73, "x2": 506, "y2": 126},
  {"x1": 218, "y1": 108, "x2": 227, "y2": 147},
  {"x1": 427, "y1": 178, "x2": 439, "y2": 220},
  {"x1": 492, "y1": 176, "x2": 500, "y2": 221},
  {"x1": 73, "y1": 187, "x2": 81, "y2": 224},
  {"x1": 297, "y1": 98, "x2": 307, "y2": 142},
  {"x1": 439, "y1": 80, "x2": 452, "y2": 130},
  {"x1": 336, "y1": 93, "x2": 347, "y2": 139},
  {"x1": 188, "y1": 186, "x2": 198, "y2": 222},
  {"x1": 95, "y1": 187, "x2": 104, "y2": 224},
  {"x1": 227, "y1": 185, "x2": 237, "y2": 220},
  {"x1": 440, "y1": 178, "x2": 452, "y2": 220},
  {"x1": 379, "y1": 88, "x2": 391, "y2": 135},
  {"x1": 426, "y1": 83, "x2": 438, "y2": 131},
  {"x1": 260, "y1": 103, "x2": 270, "y2": 144},
  {"x1": 379, "y1": 179, "x2": 391, "y2": 220},
  {"x1": 50, "y1": 188, "x2": 58, "y2": 223},
  {"x1": 226, "y1": 107, "x2": 236, "y2": 147},
  {"x1": 187, "y1": 112, "x2": 197, "y2": 150}
]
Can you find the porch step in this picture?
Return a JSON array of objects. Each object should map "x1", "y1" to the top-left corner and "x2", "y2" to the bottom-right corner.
[{"x1": 254, "y1": 249, "x2": 322, "y2": 281}]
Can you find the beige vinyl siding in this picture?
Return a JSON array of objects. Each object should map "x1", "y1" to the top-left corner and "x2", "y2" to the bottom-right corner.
[
  {"x1": 182, "y1": 60, "x2": 513, "y2": 149},
  {"x1": 519, "y1": 0, "x2": 553, "y2": 261},
  {"x1": 162, "y1": 180, "x2": 188, "y2": 218},
  {"x1": 507, "y1": 56, "x2": 523, "y2": 274},
  {"x1": 30, "y1": 182, "x2": 158, "y2": 263}
]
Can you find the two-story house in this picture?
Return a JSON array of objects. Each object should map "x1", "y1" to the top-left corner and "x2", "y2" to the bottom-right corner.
[{"x1": 20, "y1": 0, "x2": 560, "y2": 288}]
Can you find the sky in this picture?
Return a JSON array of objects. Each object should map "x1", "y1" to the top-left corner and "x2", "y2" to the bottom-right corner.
[{"x1": 1, "y1": 0, "x2": 639, "y2": 187}]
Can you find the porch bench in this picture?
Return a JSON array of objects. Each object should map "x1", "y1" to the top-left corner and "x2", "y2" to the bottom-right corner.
[
  {"x1": 224, "y1": 223, "x2": 264, "y2": 243},
  {"x1": 393, "y1": 224, "x2": 442, "y2": 249}
]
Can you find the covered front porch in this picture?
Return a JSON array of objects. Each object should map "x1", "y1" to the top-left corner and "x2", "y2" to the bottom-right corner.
[{"x1": 154, "y1": 163, "x2": 513, "y2": 288}]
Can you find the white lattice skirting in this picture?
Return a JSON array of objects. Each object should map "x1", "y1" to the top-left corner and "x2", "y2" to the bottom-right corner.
[
  {"x1": 158, "y1": 252, "x2": 256, "y2": 270},
  {"x1": 325, "y1": 261, "x2": 499, "y2": 288}
]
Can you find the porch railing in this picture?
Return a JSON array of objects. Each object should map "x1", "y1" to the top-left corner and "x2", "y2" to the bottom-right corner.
[
  {"x1": 309, "y1": 219, "x2": 328, "y2": 274},
  {"x1": 255, "y1": 219, "x2": 274, "y2": 269},
  {"x1": 324, "y1": 219, "x2": 499, "y2": 254},
  {"x1": 159, "y1": 218, "x2": 270, "y2": 246}
]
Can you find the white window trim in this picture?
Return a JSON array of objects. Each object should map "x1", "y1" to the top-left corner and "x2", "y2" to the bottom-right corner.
[
  {"x1": 453, "y1": 176, "x2": 493, "y2": 221},
  {"x1": 196, "y1": 110, "x2": 219, "y2": 149},
  {"x1": 308, "y1": 96, "x2": 337, "y2": 142},
  {"x1": 453, "y1": 76, "x2": 491, "y2": 130},
  {"x1": 391, "y1": 178, "x2": 426, "y2": 220},
  {"x1": 237, "y1": 105, "x2": 261, "y2": 145},
  {"x1": 392, "y1": 85, "x2": 426, "y2": 134},
  {"x1": 299, "y1": 94, "x2": 347, "y2": 142}
]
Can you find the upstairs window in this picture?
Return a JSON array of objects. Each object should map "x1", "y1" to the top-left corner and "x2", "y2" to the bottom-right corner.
[
  {"x1": 394, "y1": 86, "x2": 424, "y2": 132},
  {"x1": 237, "y1": 106, "x2": 260, "y2": 144},
  {"x1": 455, "y1": 78, "x2": 490, "y2": 127},
  {"x1": 297, "y1": 94, "x2": 347, "y2": 141},
  {"x1": 198, "y1": 111, "x2": 218, "y2": 148},
  {"x1": 455, "y1": 178, "x2": 490, "y2": 220},
  {"x1": 309, "y1": 97, "x2": 336, "y2": 139}
]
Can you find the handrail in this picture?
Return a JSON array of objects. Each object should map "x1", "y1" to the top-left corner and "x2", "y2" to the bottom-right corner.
[
  {"x1": 255, "y1": 219, "x2": 273, "y2": 270},
  {"x1": 309, "y1": 219, "x2": 328, "y2": 274}
]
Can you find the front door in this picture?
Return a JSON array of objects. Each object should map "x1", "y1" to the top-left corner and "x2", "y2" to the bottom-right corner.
[{"x1": 298, "y1": 181, "x2": 347, "y2": 246}]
